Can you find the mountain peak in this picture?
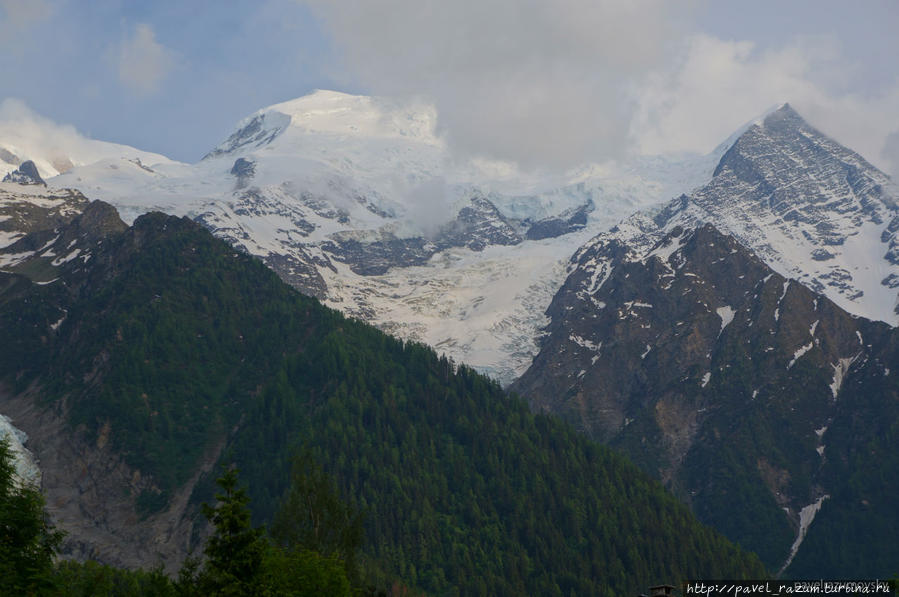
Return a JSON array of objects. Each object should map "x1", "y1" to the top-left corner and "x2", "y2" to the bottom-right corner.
[
  {"x1": 203, "y1": 90, "x2": 439, "y2": 160},
  {"x1": 713, "y1": 103, "x2": 820, "y2": 178},
  {"x1": 2, "y1": 160, "x2": 45, "y2": 185},
  {"x1": 761, "y1": 102, "x2": 808, "y2": 132}
]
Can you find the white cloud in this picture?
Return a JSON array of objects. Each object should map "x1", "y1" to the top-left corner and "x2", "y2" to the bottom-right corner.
[
  {"x1": 883, "y1": 131, "x2": 899, "y2": 181},
  {"x1": 117, "y1": 23, "x2": 175, "y2": 96},
  {"x1": 630, "y1": 34, "x2": 899, "y2": 173},
  {"x1": 0, "y1": 98, "x2": 94, "y2": 176},
  {"x1": 304, "y1": 2, "x2": 898, "y2": 175},
  {"x1": 0, "y1": 0, "x2": 54, "y2": 45},
  {"x1": 302, "y1": 0, "x2": 686, "y2": 171}
]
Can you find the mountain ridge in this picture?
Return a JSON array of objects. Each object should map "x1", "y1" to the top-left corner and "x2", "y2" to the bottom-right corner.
[
  {"x1": 0, "y1": 188, "x2": 766, "y2": 590},
  {"x1": 36, "y1": 90, "x2": 723, "y2": 383}
]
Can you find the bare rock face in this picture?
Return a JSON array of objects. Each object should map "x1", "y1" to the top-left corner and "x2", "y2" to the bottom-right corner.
[
  {"x1": 525, "y1": 200, "x2": 592, "y2": 240},
  {"x1": 321, "y1": 194, "x2": 522, "y2": 276},
  {"x1": 512, "y1": 106, "x2": 899, "y2": 572},
  {"x1": 230, "y1": 157, "x2": 256, "y2": 189},
  {"x1": 438, "y1": 195, "x2": 522, "y2": 251},
  {"x1": 0, "y1": 386, "x2": 216, "y2": 573},
  {"x1": 513, "y1": 221, "x2": 899, "y2": 573},
  {"x1": 0, "y1": 194, "x2": 213, "y2": 572}
]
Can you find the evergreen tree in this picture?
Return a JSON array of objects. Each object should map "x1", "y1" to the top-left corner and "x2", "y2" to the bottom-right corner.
[
  {"x1": 0, "y1": 436, "x2": 64, "y2": 595},
  {"x1": 270, "y1": 451, "x2": 364, "y2": 580},
  {"x1": 197, "y1": 467, "x2": 267, "y2": 596}
]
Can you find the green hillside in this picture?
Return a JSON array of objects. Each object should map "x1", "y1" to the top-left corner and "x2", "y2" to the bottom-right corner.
[{"x1": 0, "y1": 207, "x2": 765, "y2": 594}]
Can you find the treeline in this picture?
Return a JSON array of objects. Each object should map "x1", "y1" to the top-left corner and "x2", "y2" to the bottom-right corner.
[{"x1": 1, "y1": 212, "x2": 766, "y2": 594}]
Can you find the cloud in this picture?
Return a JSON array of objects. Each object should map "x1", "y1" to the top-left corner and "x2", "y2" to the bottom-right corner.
[
  {"x1": 884, "y1": 131, "x2": 899, "y2": 181},
  {"x1": 629, "y1": 34, "x2": 899, "y2": 172},
  {"x1": 0, "y1": 0, "x2": 54, "y2": 45},
  {"x1": 302, "y1": 0, "x2": 687, "y2": 171},
  {"x1": 117, "y1": 23, "x2": 175, "y2": 96},
  {"x1": 303, "y1": 2, "x2": 898, "y2": 175},
  {"x1": 0, "y1": 0, "x2": 53, "y2": 27},
  {"x1": 0, "y1": 98, "x2": 95, "y2": 176}
]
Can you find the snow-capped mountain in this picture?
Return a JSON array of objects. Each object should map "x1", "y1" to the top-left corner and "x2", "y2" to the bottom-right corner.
[
  {"x1": 0, "y1": 181, "x2": 90, "y2": 250},
  {"x1": 565, "y1": 105, "x2": 899, "y2": 325},
  {"x1": 41, "y1": 90, "x2": 720, "y2": 383},
  {"x1": 9, "y1": 96, "x2": 895, "y2": 382},
  {"x1": 513, "y1": 221, "x2": 899, "y2": 575},
  {"x1": 0, "y1": 101, "x2": 172, "y2": 181},
  {"x1": 510, "y1": 103, "x2": 899, "y2": 573}
]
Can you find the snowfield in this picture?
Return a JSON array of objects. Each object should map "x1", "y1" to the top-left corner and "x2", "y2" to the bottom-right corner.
[{"x1": 7, "y1": 90, "x2": 722, "y2": 384}]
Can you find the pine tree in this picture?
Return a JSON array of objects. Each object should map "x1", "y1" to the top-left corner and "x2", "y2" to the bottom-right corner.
[
  {"x1": 270, "y1": 451, "x2": 364, "y2": 581},
  {"x1": 0, "y1": 436, "x2": 64, "y2": 595},
  {"x1": 197, "y1": 467, "x2": 267, "y2": 596}
]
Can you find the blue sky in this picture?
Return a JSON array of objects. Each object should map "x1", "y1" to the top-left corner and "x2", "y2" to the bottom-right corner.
[
  {"x1": 1, "y1": 0, "x2": 897, "y2": 173},
  {"x1": 0, "y1": 0, "x2": 344, "y2": 160}
]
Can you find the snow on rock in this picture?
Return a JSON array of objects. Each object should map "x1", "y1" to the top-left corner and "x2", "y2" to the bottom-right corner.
[
  {"x1": 716, "y1": 305, "x2": 735, "y2": 336},
  {"x1": 0, "y1": 250, "x2": 35, "y2": 268},
  {"x1": 788, "y1": 342, "x2": 814, "y2": 369},
  {"x1": 830, "y1": 357, "x2": 855, "y2": 398},
  {"x1": 644, "y1": 231, "x2": 687, "y2": 266},
  {"x1": 567, "y1": 105, "x2": 899, "y2": 331},
  {"x1": 780, "y1": 495, "x2": 830, "y2": 574},
  {"x1": 701, "y1": 372, "x2": 711, "y2": 388},
  {"x1": 51, "y1": 248, "x2": 81, "y2": 266},
  {"x1": 7, "y1": 90, "x2": 724, "y2": 384},
  {"x1": 570, "y1": 334, "x2": 602, "y2": 352},
  {"x1": 774, "y1": 281, "x2": 790, "y2": 322},
  {"x1": 50, "y1": 309, "x2": 67, "y2": 331}
]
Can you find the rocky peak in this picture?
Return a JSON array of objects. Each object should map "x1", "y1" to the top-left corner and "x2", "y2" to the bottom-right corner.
[
  {"x1": 230, "y1": 157, "x2": 256, "y2": 189},
  {"x1": 2, "y1": 160, "x2": 45, "y2": 185},
  {"x1": 440, "y1": 195, "x2": 521, "y2": 251},
  {"x1": 572, "y1": 104, "x2": 899, "y2": 324},
  {"x1": 513, "y1": 221, "x2": 897, "y2": 571},
  {"x1": 203, "y1": 111, "x2": 291, "y2": 159},
  {"x1": 525, "y1": 200, "x2": 593, "y2": 240}
]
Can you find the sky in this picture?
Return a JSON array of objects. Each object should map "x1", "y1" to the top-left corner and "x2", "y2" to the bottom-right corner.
[{"x1": 0, "y1": 0, "x2": 897, "y2": 175}]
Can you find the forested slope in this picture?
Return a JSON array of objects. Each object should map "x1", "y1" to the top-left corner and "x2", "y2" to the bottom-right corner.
[{"x1": 0, "y1": 202, "x2": 765, "y2": 594}]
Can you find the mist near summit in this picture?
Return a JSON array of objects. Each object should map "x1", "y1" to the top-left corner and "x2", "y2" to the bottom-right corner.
[{"x1": 304, "y1": 0, "x2": 899, "y2": 176}]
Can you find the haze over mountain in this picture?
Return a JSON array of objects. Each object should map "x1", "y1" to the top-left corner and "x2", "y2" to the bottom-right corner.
[
  {"x1": 0, "y1": 100, "x2": 172, "y2": 182},
  {"x1": 3, "y1": 94, "x2": 897, "y2": 386},
  {"x1": 23, "y1": 89, "x2": 722, "y2": 383}
]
